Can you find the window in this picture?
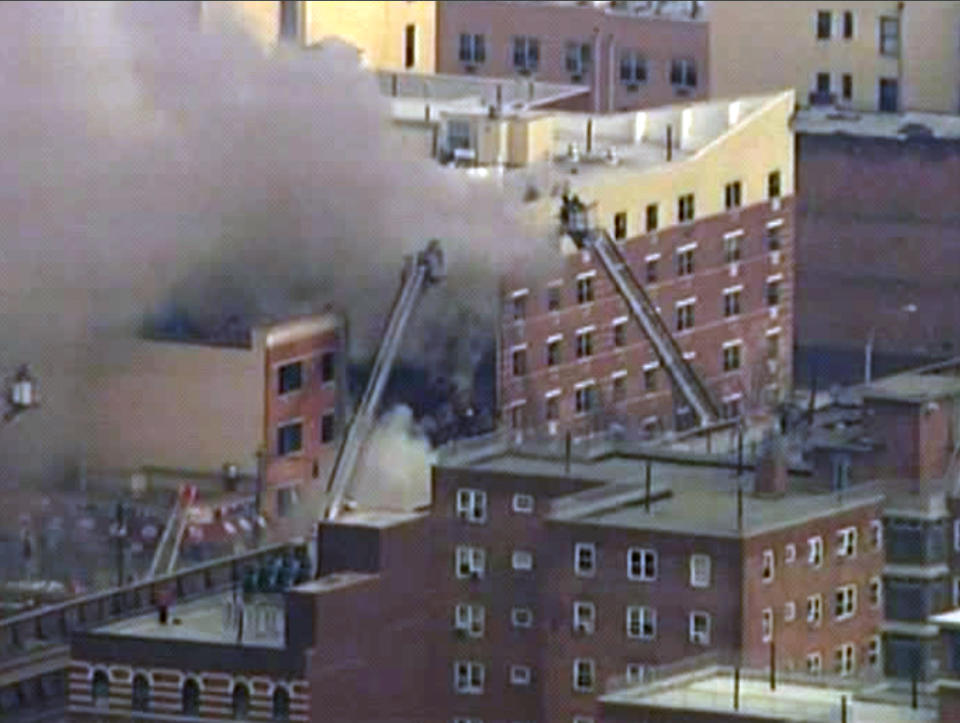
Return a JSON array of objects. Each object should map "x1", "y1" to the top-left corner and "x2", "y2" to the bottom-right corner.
[
  {"x1": 576, "y1": 274, "x2": 594, "y2": 304},
  {"x1": 454, "y1": 661, "x2": 485, "y2": 694},
  {"x1": 842, "y1": 73, "x2": 853, "y2": 101},
  {"x1": 723, "y1": 234, "x2": 741, "y2": 264},
  {"x1": 273, "y1": 687, "x2": 290, "y2": 720},
  {"x1": 573, "y1": 659, "x2": 595, "y2": 693},
  {"x1": 279, "y1": 0, "x2": 298, "y2": 41},
  {"x1": 843, "y1": 10, "x2": 854, "y2": 38},
  {"x1": 816, "y1": 72, "x2": 831, "y2": 95},
  {"x1": 182, "y1": 679, "x2": 200, "y2": 716},
  {"x1": 868, "y1": 636, "x2": 881, "y2": 668},
  {"x1": 573, "y1": 601, "x2": 596, "y2": 634},
  {"x1": 670, "y1": 58, "x2": 697, "y2": 88},
  {"x1": 955, "y1": 576, "x2": 960, "y2": 607},
  {"x1": 454, "y1": 603, "x2": 485, "y2": 638},
  {"x1": 645, "y1": 256, "x2": 659, "y2": 283},
  {"x1": 766, "y1": 277, "x2": 782, "y2": 307},
  {"x1": 767, "y1": 332, "x2": 781, "y2": 361},
  {"x1": 768, "y1": 170, "x2": 781, "y2": 199},
  {"x1": 834, "y1": 584, "x2": 857, "y2": 620},
  {"x1": 808, "y1": 536, "x2": 824, "y2": 567},
  {"x1": 448, "y1": 120, "x2": 471, "y2": 151},
  {"x1": 317, "y1": 351, "x2": 335, "y2": 385},
  {"x1": 312, "y1": 412, "x2": 334, "y2": 446},
  {"x1": 566, "y1": 41, "x2": 592, "y2": 75},
  {"x1": 613, "y1": 319, "x2": 628, "y2": 348},
  {"x1": 510, "y1": 665, "x2": 531, "y2": 686},
  {"x1": 722, "y1": 342, "x2": 742, "y2": 372},
  {"x1": 676, "y1": 247, "x2": 695, "y2": 276},
  {"x1": 766, "y1": 224, "x2": 782, "y2": 251},
  {"x1": 807, "y1": 652, "x2": 822, "y2": 675},
  {"x1": 455, "y1": 546, "x2": 486, "y2": 579},
  {"x1": 403, "y1": 24, "x2": 417, "y2": 68},
  {"x1": 513, "y1": 36, "x2": 540, "y2": 72},
  {"x1": 625, "y1": 664, "x2": 645, "y2": 684},
  {"x1": 954, "y1": 519, "x2": 960, "y2": 552},
  {"x1": 626, "y1": 605, "x2": 657, "y2": 639},
  {"x1": 835, "y1": 643, "x2": 856, "y2": 676},
  {"x1": 721, "y1": 396, "x2": 741, "y2": 420},
  {"x1": 784, "y1": 543, "x2": 796, "y2": 564},
  {"x1": 677, "y1": 193, "x2": 695, "y2": 222},
  {"x1": 690, "y1": 611, "x2": 711, "y2": 645},
  {"x1": 278, "y1": 361, "x2": 303, "y2": 394},
  {"x1": 807, "y1": 594, "x2": 823, "y2": 626},
  {"x1": 546, "y1": 394, "x2": 560, "y2": 421},
  {"x1": 690, "y1": 554, "x2": 711, "y2": 588},
  {"x1": 547, "y1": 284, "x2": 562, "y2": 311},
  {"x1": 575, "y1": 542, "x2": 596, "y2": 576},
  {"x1": 628, "y1": 547, "x2": 657, "y2": 581},
  {"x1": 620, "y1": 50, "x2": 648, "y2": 84},
  {"x1": 232, "y1": 683, "x2": 250, "y2": 719},
  {"x1": 724, "y1": 181, "x2": 742, "y2": 210},
  {"x1": 276, "y1": 485, "x2": 298, "y2": 518},
  {"x1": 612, "y1": 373, "x2": 627, "y2": 403},
  {"x1": 510, "y1": 403, "x2": 525, "y2": 431},
  {"x1": 131, "y1": 673, "x2": 150, "y2": 711},
  {"x1": 512, "y1": 550, "x2": 534, "y2": 571},
  {"x1": 761, "y1": 607, "x2": 774, "y2": 642},
  {"x1": 546, "y1": 337, "x2": 562, "y2": 366},
  {"x1": 277, "y1": 421, "x2": 302, "y2": 456},
  {"x1": 784, "y1": 601, "x2": 796, "y2": 622},
  {"x1": 513, "y1": 493, "x2": 534, "y2": 514},
  {"x1": 575, "y1": 384, "x2": 596, "y2": 415},
  {"x1": 879, "y1": 77, "x2": 899, "y2": 112},
  {"x1": 817, "y1": 10, "x2": 832, "y2": 39},
  {"x1": 512, "y1": 291, "x2": 527, "y2": 321},
  {"x1": 511, "y1": 607, "x2": 533, "y2": 628},
  {"x1": 870, "y1": 520, "x2": 883, "y2": 550},
  {"x1": 761, "y1": 549, "x2": 775, "y2": 582},
  {"x1": 456, "y1": 489, "x2": 487, "y2": 523},
  {"x1": 93, "y1": 670, "x2": 110, "y2": 710},
  {"x1": 643, "y1": 364, "x2": 658, "y2": 392},
  {"x1": 613, "y1": 211, "x2": 628, "y2": 240},
  {"x1": 879, "y1": 17, "x2": 899, "y2": 56},
  {"x1": 459, "y1": 33, "x2": 486, "y2": 64},
  {"x1": 837, "y1": 527, "x2": 858, "y2": 557},
  {"x1": 512, "y1": 347, "x2": 527, "y2": 377},
  {"x1": 645, "y1": 203, "x2": 659, "y2": 232},
  {"x1": 676, "y1": 301, "x2": 695, "y2": 332},
  {"x1": 576, "y1": 329, "x2": 594, "y2": 358},
  {"x1": 870, "y1": 576, "x2": 883, "y2": 608}
]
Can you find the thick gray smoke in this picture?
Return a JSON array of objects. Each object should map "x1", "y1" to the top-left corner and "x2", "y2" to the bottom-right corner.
[{"x1": 0, "y1": 2, "x2": 556, "y2": 486}]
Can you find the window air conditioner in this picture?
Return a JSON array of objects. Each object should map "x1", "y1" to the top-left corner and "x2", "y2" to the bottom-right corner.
[
  {"x1": 729, "y1": 262, "x2": 739, "y2": 277},
  {"x1": 691, "y1": 631, "x2": 708, "y2": 645},
  {"x1": 770, "y1": 250, "x2": 781, "y2": 265},
  {"x1": 453, "y1": 148, "x2": 477, "y2": 163},
  {"x1": 548, "y1": 421, "x2": 558, "y2": 436},
  {"x1": 771, "y1": 197, "x2": 782, "y2": 211}
]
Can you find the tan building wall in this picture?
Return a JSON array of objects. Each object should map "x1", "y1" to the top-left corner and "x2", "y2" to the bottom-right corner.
[
  {"x1": 709, "y1": 1, "x2": 960, "y2": 113},
  {"x1": 201, "y1": 1, "x2": 436, "y2": 72}
]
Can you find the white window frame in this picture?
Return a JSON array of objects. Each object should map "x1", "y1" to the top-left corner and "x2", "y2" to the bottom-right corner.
[
  {"x1": 835, "y1": 642, "x2": 856, "y2": 676},
  {"x1": 722, "y1": 340, "x2": 742, "y2": 372},
  {"x1": 807, "y1": 594, "x2": 823, "y2": 626},
  {"x1": 512, "y1": 493, "x2": 534, "y2": 514},
  {"x1": 455, "y1": 546, "x2": 486, "y2": 580},
  {"x1": 572, "y1": 658, "x2": 596, "y2": 693},
  {"x1": 761, "y1": 607, "x2": 773, "y2": 642},
  {"x1": 723, "y1": 286, "x2": 742, "y2": 317},
  {"x1": 627, "y1": 547, "x2": 657, "y2": 581},
  {"x1": 625, "y1": 663, "x2": 645, "y2": 684},
  {"x1": 454, "y1": 603, "x2": 485, "y2": 638},
  {"x1": 509, "y1": 664, "x2": 531, "y2": 686},
  {"x1": 808, "y1": 536, "x2": 824, "y2": 567},
  {"x1": 784, "y1": 601, "x2": 796, "y2": 622},
  {"x1": 574, "y1": 382, "x2": 597, "y2": 416},
  {"x1": 455, "y1": 488, "x2": 487, "y2": 524},
  {"x1": 619, "y1": 49, "x2": 648, "y2": 85},
  {"x1": 453, "y1": 661, "x2": 485, "y2": 695},
  {"x1": 512, "y1": 550, "x2": 534, "y2": 571},
  {"x1": 761, "y1": 549, "x2": 775, "y2": 582},
  {"x1": 511, "y1": 607, "x2": 533, "y2": 628},
  {"x1": 575, "y1": 327, "x2": 595, "y2": 359},
  {"x1": 573, "y1": 601, "x2": 596, "y2": 634},
  {"x1": 834, "y1": 584, "x2": 857, "y2": 621},
  {"x1": 837, "y1": 526, "x2": 858, "y2": 558},
  {"x1": 575, "y1": 542, "x2": 596, "y2": 577},
  {"x1": 784, "y1": 543, "x2": 796, "y2": 564},
  {"x1": 675, "y1": 299, "x2": 695, "y2": 332},
  {"x1": 870, "y1": 519, "x2": 883, "y2": 550},
  {"x1": 626, "y1": 605, "x2": 656, "y2": 640},
  {"x1": 575, "y1": 272, "x2": 595, "y2": 304},
  {"x1": 868, "y1": 635, "x2": 881, "y2": 669},
  {"x1": 806, "y1": 652, "x2": 822, "y2": 675},
  {"x1": 458, "y1": 32, "x2": 486, "y2": 65},
  {"x1": 689, "y1": 611, "x2": 711, "y2": 645},
  {"x1": 689, "y1": 554, "x2": 711, "y2": 588},
  {"x1": 870, "y1": 576, "x2": 883, "y2": 608}
]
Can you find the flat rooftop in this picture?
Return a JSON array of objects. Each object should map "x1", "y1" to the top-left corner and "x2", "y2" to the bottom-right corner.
[
  {"x1": 328, "y1": 509, "x2": 427, "y2": 529},
  {"x1": 861, "y1": 373, "x2": 960, "y2": 403},
  {"x1": 534, "y1": 1, "x2": 705, "y2": 22},
  {"x1": 602, "y1": 670, "x2": 936, "y2": 722},
  {"x1": 795, "y1": 107, "x2": 960, "y2": 141},
  {"x1": 463, "y1": 452, "x2": 882, "y2": 537}
]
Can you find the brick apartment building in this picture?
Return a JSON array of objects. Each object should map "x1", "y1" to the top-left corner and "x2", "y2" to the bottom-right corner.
[
  {"x1": 435, "y1": 0, "x2": 708, "y2": 113},
  {"x1": 85, "y1": 313, "x2": 347, "y2": 524},
  {"x1": 491, "y1": 91, "x2": 795, "y2": 439}
]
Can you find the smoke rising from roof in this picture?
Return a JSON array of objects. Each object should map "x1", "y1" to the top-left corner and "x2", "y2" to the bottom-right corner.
[{"x1": 0, "y1": 2, "x2": 555, "y2": 484}]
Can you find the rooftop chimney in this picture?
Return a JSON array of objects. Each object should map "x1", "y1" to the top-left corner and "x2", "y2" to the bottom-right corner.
[{"x1": 754, "y1": 429, "x2": 788, "y2": 497}]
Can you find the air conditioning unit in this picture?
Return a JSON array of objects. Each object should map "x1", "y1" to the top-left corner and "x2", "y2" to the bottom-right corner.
[
  {"x1": 771, "y1": 197, "x2": 782, "y2": 212},
  {"x1": 769, "y1": 307, "x2": 779, "y2": 320},
  {"x1": 453, "y1": 148, "x2": 477, "y2": 163},
  {"x1": 729, "y1": 262, "x2": 739, "y2": 277},
  {"x1": 770, "y1": 250, "x2": 781, "y2": 265},
  {"x1": 548, "y1": 421, "x2": 558, "y2": 436},
  {"x1": 767, "y1": 359, "x2": 779, "y2": 374}
]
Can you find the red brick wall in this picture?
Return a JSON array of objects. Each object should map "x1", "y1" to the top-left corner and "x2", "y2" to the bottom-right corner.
[
  {"x1": 861, "y1": 396, "x2": 955, "y2": 481},
  {"x1": 500, "y1": 198, "x2": 794, "y2": 436}
]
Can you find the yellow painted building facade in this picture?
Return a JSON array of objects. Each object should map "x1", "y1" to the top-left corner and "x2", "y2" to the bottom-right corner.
[
  {"x1": 201, "y1": 1, "x2": 436, "y2": 72},
  {"x1": 709, "y1": 1, "x2": 960, "y2": 113}
]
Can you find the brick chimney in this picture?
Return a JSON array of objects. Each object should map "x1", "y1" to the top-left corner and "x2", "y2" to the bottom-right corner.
[{"x1": 754, "y1": 429, "x2": 788, "y2": 497}]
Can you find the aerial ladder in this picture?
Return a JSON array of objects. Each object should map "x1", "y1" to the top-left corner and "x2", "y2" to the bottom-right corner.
[
  {"x1": 560, "y1": 194, "x2": 719, "y2": 428},
  {"x1": 146, "y1": 484, "x2": 197, "y2": 579},
  {"x1": 324, "y1": 240, "x2": 445, "y2": 521}
]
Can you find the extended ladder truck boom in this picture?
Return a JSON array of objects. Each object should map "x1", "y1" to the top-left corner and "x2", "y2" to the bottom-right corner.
[
  {"x1": 324, "y1": 240, "x2": 445, "y2": 521},
  {"x1": 560, "y1": 195, "x2": 719, "y2": 427}
]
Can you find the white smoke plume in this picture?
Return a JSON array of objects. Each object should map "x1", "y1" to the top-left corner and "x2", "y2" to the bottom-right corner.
[{"x1": 0, "y1": 2, "x2": 558, "y2": 485}]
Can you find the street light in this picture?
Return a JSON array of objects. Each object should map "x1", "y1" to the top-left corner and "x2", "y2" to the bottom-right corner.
[
  {"x1": 4, "y1": 365, "x2": 39, "y2": 423},
  {"x1": 865, "y1": 304, "x2": 918, "y2": 384}
]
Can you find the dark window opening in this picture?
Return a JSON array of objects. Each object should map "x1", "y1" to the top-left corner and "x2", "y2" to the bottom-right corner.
[
  {"x1": 843, "y1": 11, "x2": 854, "y2": 39},
  {"x1": 768, "y1": 170, "x2": 781, "y2": 199},
  {"x1": 320, "y1": 412, "x2": 335, "y2": 443},
  {"x1": 645, "y1": 203, "x2": 659, "y2": 232},
  {"x1": 232, "y1": 684, "x2": 250, "y2": 719},
  {"x1": 182, "y1": 679, "x2": 200, "y2": 716},
  {"x1": 614, "y1": 211, "x2": 628, "y2": 240},
  {"x1": 93, "y1": 670, "x2": 110, "y2": 710},
  {"x1": 273, "y1": 686, "x2": 291, "y2": 720},
  {"x1": 320, "y1": 352, "x2": 336, "y2": 384},
  {"x1": 404, "y1": 24, "x2": 417, "y2": 69},
  {"x1": 132, "y1": 674, "x2": 149, "y2": 712},
  {"x1": 279, "y1": 0, "x2": 298, "y2": 41},
  {"x1": 277, "y1": 422, "x2": 303, "y2": 456},
  {"x1": 278, "y1": 361, "x2": 303, "y2": 395},
  {"x1": 817, "y1": 10, "x2": 832, "y2": 39}
]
